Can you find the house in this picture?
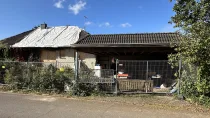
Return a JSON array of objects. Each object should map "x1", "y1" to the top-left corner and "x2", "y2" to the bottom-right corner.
[
  {"x1": 0, "y1": 24, "x2": 96, "y2": 69},
  {"x1": 73, "y1": 33, "x2": 180, "y2": 68},
  {"x1": 1, "y1": 24, "x2": 181, "y2": 92},
  {"x1": 72, "y1": 33, "x2": 181, "y2": 90}
]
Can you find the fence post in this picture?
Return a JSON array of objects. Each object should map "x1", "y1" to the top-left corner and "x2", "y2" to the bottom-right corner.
[
  {"x1": 178, "y1": 59, "x2": 182, "y2": 96},
  {"x1": 146, "y1": 61, "x2": 148, "y2": 80},
  {"x1": 55, "y1": 60, "x2": 58, "y2": 68},
  {"x1": 27, "y1": 62, "x2": 29, "y2": 89},
  {"x1": 75, "y1": 51, "x2": 79, "y2": 82},
  {"x1": 114, "y1": 59, "x2": 118, "y2": 95}
]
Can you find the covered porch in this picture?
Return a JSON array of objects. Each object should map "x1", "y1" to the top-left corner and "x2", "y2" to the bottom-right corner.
[
  {"x1": 73, "y1": 33, "x2": 180, "y2": 93},
  {"x1": 77, "y1": 47, "x2": 173, "y2": 68},
  {"x1": 75, "y1": 47, "x2": 177, "y2": 93}
]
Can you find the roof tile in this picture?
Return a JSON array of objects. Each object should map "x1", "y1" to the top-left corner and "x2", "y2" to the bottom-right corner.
[{"x1": 76, "y1": 32, "x2": 180, "y2": 45}]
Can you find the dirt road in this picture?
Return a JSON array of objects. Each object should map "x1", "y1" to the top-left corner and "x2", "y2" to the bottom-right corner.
[{"x1": 0, "y1": 92, "x2": 209, "y2": 118}]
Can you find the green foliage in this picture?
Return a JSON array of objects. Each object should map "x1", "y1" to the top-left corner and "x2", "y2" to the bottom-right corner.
[
  {"x1": 169, "y1": 0, "x2": 210, "y2": 106},
  {"x1": 0, "y1": 42, "x2": 9, "y2": 59},
  {"x1": 4, "y1": 63, "x2": 27, "y2": 89},
  {"x1": 3, "y1": 63, "x2": 75, "y2": 93},
  {"x1": 72, "y1": 83, "x2": 99, "y2": 96},
  {"x1": 2, "y1": 62, "x2": 100, "y2": 96}
]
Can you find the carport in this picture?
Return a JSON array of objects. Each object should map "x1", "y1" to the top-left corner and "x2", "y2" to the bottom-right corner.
[{"x1": 72, "y1": 32, "x2": 180, "y2": 93}]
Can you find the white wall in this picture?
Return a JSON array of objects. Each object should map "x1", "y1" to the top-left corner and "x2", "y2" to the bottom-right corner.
[{"x1": 78, "y1": 52, "x2": 96, "y2": 69}]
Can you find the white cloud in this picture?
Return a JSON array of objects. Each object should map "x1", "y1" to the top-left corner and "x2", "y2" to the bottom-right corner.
[
  {"x1": 68, "y1": 1, "x2": 86, "y2": 15},
  {"x1": 120, "y1": 23, "x2": 132, "y2": 28},
  {"x1": 84, "y1": 21, "x2": 92, "y2": 26},
  {"x1": 54, "y1": 0, "x2": 65, "y2": 9},
  {"x1": 104, "y1": 22, "x2": 110, "y2": 27},
  {"x1": 161, "y1": 24, "x2": 177, "y2": 32},
  {"x1": 99, "y1": 22, "x2": 112, "y2": 27}
]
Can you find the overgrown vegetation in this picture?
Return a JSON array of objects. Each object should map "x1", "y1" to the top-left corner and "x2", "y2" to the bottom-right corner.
[
  {"x1": 0, "y1": 62, "x2": 101, "y2": 96},
  {"x1": 3, "y1": 63, "x2": 74, "y2": 92},
  {"x1": 0, "y1": 42, "x2": 9, "y2": 59},
  {"x1": 169, "y1": 0, "x2": 210, "y2": 106},
  {"x1": 72, "y1": 83, "x2": 99, "y2": 96}
]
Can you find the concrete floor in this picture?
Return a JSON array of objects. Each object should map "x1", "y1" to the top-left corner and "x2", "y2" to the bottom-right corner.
[{"x1": 0, "y1": 92, "x2": 209, "y2": 118}]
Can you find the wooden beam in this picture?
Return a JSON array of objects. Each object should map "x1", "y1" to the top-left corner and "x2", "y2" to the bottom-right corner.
[
  {"x1": 77, "y1": 47, "x2": 175, "y2": 54},
  {"x1": 124, "y1": 52, "x2": 126, "y2": 55},
  {"x1": 140, "y1": 51, "x2": 144, "y2": 54},
  {"x1": 114, "y1": 52, "x2": 120, "y2": 55}
]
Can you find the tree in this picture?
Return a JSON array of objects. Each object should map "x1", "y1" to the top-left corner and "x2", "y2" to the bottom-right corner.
[
  {"x1": 0, "y1": 42, "x2": 9, "y2": 59},
  {"x1": 169, "y1": 0, "x2": 210, "y2": 105}
]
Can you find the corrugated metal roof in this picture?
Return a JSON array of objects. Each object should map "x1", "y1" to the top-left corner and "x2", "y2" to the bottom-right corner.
[{"x1": 76, "y1": 32, "x2": 180, "y2": 45}]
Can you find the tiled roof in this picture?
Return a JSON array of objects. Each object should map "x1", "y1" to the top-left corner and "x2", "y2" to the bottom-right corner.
[
  {"x1": 76, "y1": 32, "x2": 180, "y2": 45},
  {"x1": 0, "y1": 30, "x2": 34, "y2": 46}
]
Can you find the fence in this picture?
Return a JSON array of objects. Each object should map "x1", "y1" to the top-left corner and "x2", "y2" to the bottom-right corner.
[
  {"x1": 0, "y1": 60, "x2": 181, "y2": 94},
  {"x1": 78, "y1": 69, "x2": 115, "y2": 93},
  {"x1": 0, "y1": 61, "x2": 75, "y2": 92},
  {"x1": 179, "y1": 63, "x2": 198, "y2": 95},
  {"x1": 117, "y1": 60, "x2": 178, "y2": 93},
  {"x1": 57, "y1": 61, "x2": 75, "y2": 69},
  {"x1": 0, "y1": 61, "x2": 116, "y2": 93}
]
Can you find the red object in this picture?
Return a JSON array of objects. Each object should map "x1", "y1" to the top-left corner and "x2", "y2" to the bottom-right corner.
[{"x1": 117, "y1": 74, "x2": 128, "y2": 77}]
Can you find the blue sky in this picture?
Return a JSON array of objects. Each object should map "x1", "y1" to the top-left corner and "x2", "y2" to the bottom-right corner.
[{"x1": 0, "y1": 0, "x2": 176, "y2": 39}]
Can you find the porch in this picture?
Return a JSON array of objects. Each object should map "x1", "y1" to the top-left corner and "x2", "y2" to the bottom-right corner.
[
  {"x1": 73, "y1": 32, "x2": 180, "y2": 93},
  {"x1": 75, "y1": 47, "x2": 177, "y2": 93}
]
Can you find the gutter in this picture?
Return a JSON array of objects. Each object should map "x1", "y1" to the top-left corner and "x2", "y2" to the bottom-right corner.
[{"x1": 71, "y1": 43, "x2": 171, "y2": 48}]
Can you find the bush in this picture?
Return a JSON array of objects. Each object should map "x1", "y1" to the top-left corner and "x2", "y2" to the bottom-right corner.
[
  {"x1": 4, "y1": 62, "x2": 28, "y2": 89},
  {"x1": 3, "y1": 63, "x2": 75, "y2": 93},
  {"x1": 180, "y1": 64, "x2": 210, "y2": 106},
  {"x1": 53, "y1": 67, "x2": 74, "y2": 92},
  {"x1": 2, "y1": 62, "x2": 102, "y2": 96},
  {"x1": 72, "y1": 83, "x2": 99, "y2": 96}
]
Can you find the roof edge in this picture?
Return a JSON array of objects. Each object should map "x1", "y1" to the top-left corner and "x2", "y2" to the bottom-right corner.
[
  {"x1": 71, "y1": 43, "x2": 171, "y2": 48},
  {"x1": 89, "y1": 32, "x2": 179, "y2": 36}
]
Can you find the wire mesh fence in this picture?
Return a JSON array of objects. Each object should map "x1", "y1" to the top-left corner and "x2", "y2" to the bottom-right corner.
[
  {"x1": 57, "y1": 62, "x2": 75, "y2": 69},
  {"x1": 181, "y1": 63, "x2": 198, "y2": 81},
  {"x1": 78, "y1": 69, "x2": 115, "y2": 93},
  {"x1": 0, "y1": 61, "x2": 75, "y2": 92},
  {"x1": 117, "y1": 60, "x2": 178, "y2": 93},
  {"x1": 0, "y1": 61, "x2": 115, "y2": 93},
  {"x1": 180, "y1": 63, "x2": 198, "y2": 95},
  {"x1": 0, "y1": 60, "x2": 180, "y2": 94}
]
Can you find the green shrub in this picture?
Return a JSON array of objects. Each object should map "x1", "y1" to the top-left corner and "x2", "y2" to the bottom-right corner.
[
  {"x1": 4, "y1": 62, "x2": 28, "y2": 89},
  {"x1": 53, "y1": 67, "x2": 74, "y2": 92},
  {"x1": 2, "y1": 62, "x2": 102, "y2": 96},
  {"x1": 3, "y1": 63, "x2": 75, "y2": 93},
  {"x1": 179, "y1": 64, "x2": 210, "y2": 106},
  {"x1": 72, "y1": 83, "x2": 99, "y2": 96}
]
